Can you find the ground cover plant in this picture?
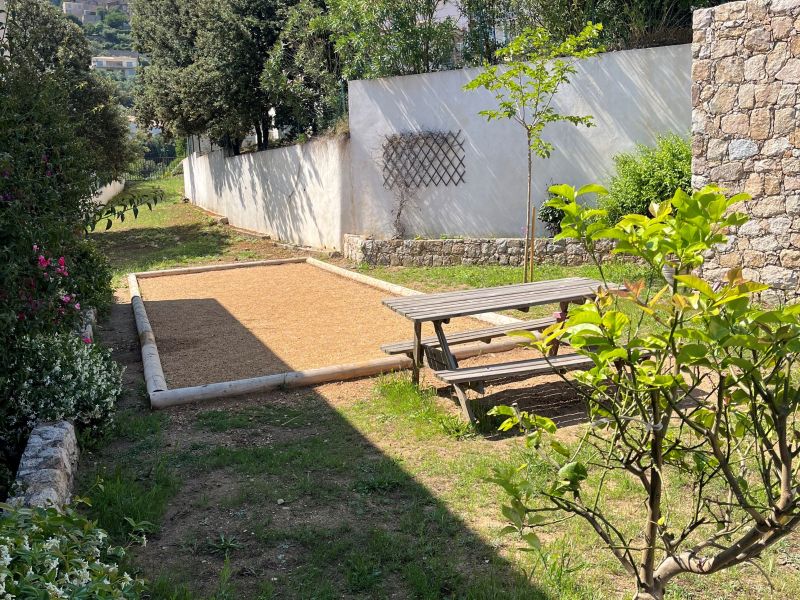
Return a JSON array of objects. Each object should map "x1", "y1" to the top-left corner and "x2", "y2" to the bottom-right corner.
[
  {"x1": 0, "y1": 501, "x2": 142, "y2": 598},
  {"x1": 490, "y1": 183, "x2": 800, "y2": 599}
]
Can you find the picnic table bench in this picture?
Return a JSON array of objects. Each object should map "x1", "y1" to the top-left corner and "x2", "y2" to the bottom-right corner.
[{"x1": 382, "y1": 277, "x2": 606, "y2": 423}]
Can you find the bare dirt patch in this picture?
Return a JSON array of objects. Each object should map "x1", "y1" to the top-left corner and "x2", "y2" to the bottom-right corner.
[{"x1": 138, "y1": 262, "x2": 489, "y2": 388}]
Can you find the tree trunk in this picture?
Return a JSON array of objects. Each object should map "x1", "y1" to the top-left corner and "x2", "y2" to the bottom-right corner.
[
  {"x1": 523, "y1": 145, "x2": 532, "y2": 283},
  {"x1": 640, "y1": 392, "x2": 665, "y2": 598},
  {"x1": 254, "y1": 121, "x2": 263, "y2": 151}
]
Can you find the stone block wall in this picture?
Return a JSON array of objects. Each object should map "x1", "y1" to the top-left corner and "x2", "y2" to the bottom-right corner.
[
  {"x1": 692, "y1": 0, "x2": 800, "y2": 296},
  {"x1": 10, "y1": 421, "x2": 79, "y2": 508},
  {"x1": 343, "y1": 234, "x2": 617, "y2": 267}
]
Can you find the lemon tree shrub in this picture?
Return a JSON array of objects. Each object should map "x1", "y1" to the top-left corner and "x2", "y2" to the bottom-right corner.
[{"x1": 491, "y1": 184, "x2": 800, "y2": 599}]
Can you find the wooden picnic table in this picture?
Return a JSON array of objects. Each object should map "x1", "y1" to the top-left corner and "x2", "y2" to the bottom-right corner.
[{"x1": 382, "y1": 277, "x2": 605, "y2": 422}]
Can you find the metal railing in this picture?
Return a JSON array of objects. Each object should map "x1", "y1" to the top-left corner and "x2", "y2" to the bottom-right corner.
[{"x1": 124, "y1": 156, "x2": 177, "y2": 181}]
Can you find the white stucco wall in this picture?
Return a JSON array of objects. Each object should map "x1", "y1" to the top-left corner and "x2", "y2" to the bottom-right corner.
[
  {"x1": 93, "y1": 180, "x2": 125, "y2": 205},
  {"x1": 183, "y1": 135, "x2": 351, "y2": 249},
  {"x1": 348, "y1": 44, "x2": 692, "y2": 238}
]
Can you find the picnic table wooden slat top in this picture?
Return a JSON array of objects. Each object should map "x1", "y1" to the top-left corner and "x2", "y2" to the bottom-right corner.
[{"x1": 383, "y1": 277, "x2": 606, "y2": 322}]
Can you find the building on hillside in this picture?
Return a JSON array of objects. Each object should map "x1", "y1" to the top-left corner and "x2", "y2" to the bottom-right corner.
[
  {"x1": 62, "y1": 0, "x2": 129, "y2": 24},
  {"x1": 91, "y1": 50, "x2": 139, "y2": 78}
]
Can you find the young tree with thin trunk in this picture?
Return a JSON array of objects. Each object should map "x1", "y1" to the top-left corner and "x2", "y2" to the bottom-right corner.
[
  {"x1": 491, "y1": 184, "x2": 800, "y2": 599},
  {"x1": 464, "y1": 23, "x2": 602, "y2": 282}
]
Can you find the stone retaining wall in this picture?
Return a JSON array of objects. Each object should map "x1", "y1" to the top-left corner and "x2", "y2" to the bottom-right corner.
[
  {"x1": 9, "y1": 421, "x2": 79, "y2": 508},
  {"x1": 692, "y1": 0, "x2": 800, "y2": 298},
  {"x1": 344, "y1": 234, "x2": 616, "y2": 267}
]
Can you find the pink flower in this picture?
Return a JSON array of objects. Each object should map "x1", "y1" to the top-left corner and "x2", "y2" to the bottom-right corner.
[
  {"x1": 61, "y1": 294, "x2": 72, "y2": 304},
  {"x1": 82, "y1": 336, "x2": 92, "y2": 344},
  {"x1": 37, "y1": 255, "x2": 50, "y2": 268},
  {"x1": 74, "y1": 302, "x2": 81, "y2": 310},
  {"x1": 32, "y1": 244, "x2": 39, "y2": 252},
  {"x1": 58, "y1": 257, "x2": 66, "y2": 267}
]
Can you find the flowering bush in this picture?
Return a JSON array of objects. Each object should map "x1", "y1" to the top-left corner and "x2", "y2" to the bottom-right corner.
[
  {"x1": 4, "y1": 333, "x2": 122, "y2": 435},
  {"x1": 0, "y1": 501, "x2": 142, "y2": 598},
  {"x1": 13, "y1": 245, "x2": 83, "y2": 334}
]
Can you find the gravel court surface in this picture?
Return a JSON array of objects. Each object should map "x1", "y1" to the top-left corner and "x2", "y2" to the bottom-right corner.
[{"x1": 139, "y1": 262, "x2": 491, "y2": 388}]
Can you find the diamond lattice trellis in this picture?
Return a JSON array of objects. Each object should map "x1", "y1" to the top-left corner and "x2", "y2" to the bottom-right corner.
[{"x1": 382, "y1": 131, "x2": 465, "y2": 190}]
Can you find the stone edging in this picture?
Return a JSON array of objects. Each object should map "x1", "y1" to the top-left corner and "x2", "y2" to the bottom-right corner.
[{"x1": 9, "y1": 421, "x2": 79, "y2": 508}]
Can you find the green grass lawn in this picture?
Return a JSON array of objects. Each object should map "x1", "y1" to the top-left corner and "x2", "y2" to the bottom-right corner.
[
  {"x1": 358, "y1": 261, "x2": 657, "y2": 294},
  {"x1": 82, "y1": 178, "x2": 800, "y2": 599}
]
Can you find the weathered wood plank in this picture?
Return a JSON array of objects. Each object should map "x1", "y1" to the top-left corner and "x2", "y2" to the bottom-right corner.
[
  {"x1": 435, "y1": 353, "x2": 594, "y2": 385},
  {"x1": 381, "y1": 317, "x2": 557, "y2": 355},
  {"x1": 383, "y1": 278, "x2": 616, "y2": 322}
]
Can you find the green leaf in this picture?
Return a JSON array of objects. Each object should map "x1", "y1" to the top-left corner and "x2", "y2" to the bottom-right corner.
[
  {"x1": 557, "y1": 461, "x2": 588, "y2": 485},
  {"x1": 674, "y1": 274, "x2": 715, "y2": 299},
  {"x1": 550, "y1": 439, "x2": 570, "y2": 457},
  {"x1": 576, "y1": 183, "x2": 607, "y2": 197}
]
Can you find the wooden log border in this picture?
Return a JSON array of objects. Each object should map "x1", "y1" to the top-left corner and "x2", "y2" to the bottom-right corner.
[{"x1": 129, "y1": 257, "x2": 524, "y2": 409}]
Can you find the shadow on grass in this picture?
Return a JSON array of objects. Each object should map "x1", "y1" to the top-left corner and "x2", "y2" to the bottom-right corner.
[
  {"x1": 86, "y1": 296, "x2": 597, "y2": 599},
  {"x1": 91, "y1": 223, "x2": 232, "y2": 274}
]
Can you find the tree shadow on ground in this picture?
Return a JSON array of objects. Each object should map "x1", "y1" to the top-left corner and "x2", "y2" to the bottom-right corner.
[
  {"x1": 86, "y1": 296, "x2": 597, "y2": 599},
  {"x1": 91, "y1": 223, "x2": 232, "y2": 271},
  {"x1": 435, "y1": 377, "x2": 588, "y2": 437}
]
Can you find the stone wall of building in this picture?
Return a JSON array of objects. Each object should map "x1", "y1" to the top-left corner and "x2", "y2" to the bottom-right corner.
[
  {"x1": 343, "y1": 234, "x2": 617, "y2": 267},
  {"x1": 692, "y1": 0, "x2": 800, "y2": 296}
]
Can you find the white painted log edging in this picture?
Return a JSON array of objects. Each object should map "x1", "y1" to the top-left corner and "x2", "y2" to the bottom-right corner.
[
  {"x1": 135, "y1": 257, "x2": 308, "y2": 279},
  {"x1": 129, "y1": 257, "x2": 524, "y2": 409},
  {"x1": 129, "y1": 273, "x2": 168, "y2": 396}
]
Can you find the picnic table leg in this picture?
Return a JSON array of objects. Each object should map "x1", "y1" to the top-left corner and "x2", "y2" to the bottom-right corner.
[
  {"x1": 549, "y1": 301, "x2": 570, "y2": 357},
  {"x1": 412, "y1": 321, "x2": 422, "y2": 385},
  {"x1": 433, "y1": 321, "x2": 476, "y2": 423}
]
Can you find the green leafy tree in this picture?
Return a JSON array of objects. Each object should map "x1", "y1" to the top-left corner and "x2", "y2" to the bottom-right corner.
[
  {"x1": 457, "y1": 0, "x2": 511, "y2": 65},
  {"x1": 521, "y1": 0, "x2": 728, "y2": 50},
  {"x1": 465, "y1": 23, "x2": 602, "y2": 283},
  {"x1": 326, "y1": 0, "x2": 459, "y2": 79},
  {"x1": 491, "y1": 184, "x2": 800, "y2": 599},
  {"x1": 261, "y1": 0, "x2": 343, "y2": 140},
  {"x1": 133, "y1": 0, "x2": 292, "y2": 152}
]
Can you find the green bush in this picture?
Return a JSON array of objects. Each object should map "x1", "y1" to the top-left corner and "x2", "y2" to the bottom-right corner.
[
  {"x1": 539, "y1": 193, "x2": 564, "y2": 237},
  {"x1": 0, "y1": 501, "x2": 142, "y2": 598},
  {"x1": 601, "y1": 134, "x2": 691, "y2": 224},
  {"x1": 69, "y1": 237, "x2": 115, "y2": 315}
]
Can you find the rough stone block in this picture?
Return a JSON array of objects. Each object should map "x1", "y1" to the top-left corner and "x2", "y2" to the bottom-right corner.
[
  {"x1": 728, "y1": 138, "x2": 759, "y2": 159},
  {"x1": 745, "y1": 55, "x2": 767, "y2": 80},
  {"x1": 715, "y1": 56, "x2": 745, "y2": 82},
  {"x1": 761, "y1": 264, "x2": 799, "y2": 288},
  {"x1": 776, "y1": 58, "x2": 800, "y2": 82},
  {"x1": 721, "y1": 112, "x2": 750, "y2": 134},
  {"x1": 744, "y1": 28, "x2": 772, "y2": 52},
  {"x1": 771, "y1": 0, "x2": 800, "y2": 16}
]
